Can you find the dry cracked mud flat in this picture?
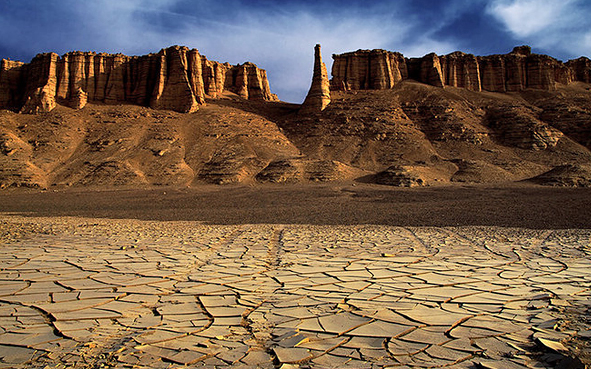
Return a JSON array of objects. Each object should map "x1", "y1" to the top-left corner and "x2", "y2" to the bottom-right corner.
[{"x1": 0, "y1": 215, "x2": 589, "y2": 368}]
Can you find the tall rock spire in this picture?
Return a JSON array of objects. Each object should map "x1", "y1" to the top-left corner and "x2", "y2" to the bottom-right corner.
[{"x1": 301, "y1": 44, "x2": 331, "y2": 113}]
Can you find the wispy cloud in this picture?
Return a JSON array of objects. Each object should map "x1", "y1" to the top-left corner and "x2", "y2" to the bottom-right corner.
[
  {"x1": 487, "y1": 0, "x2": 569, "y2": 37},
  {"x1": 0, "y1": 0, "x2": 464, "y2": 102},
  {"x1": 7, "y1": 0, "x2": 589, "y2": 102},
  {"x1": 486, "y1": 0, "x2": 591, "y2": 58},
  {"x1": 172, "y1": 8, "x2": 413, "y2": 102},
  {"x1": 122, "y1": 1, "x2": 420, "y2": 102}
]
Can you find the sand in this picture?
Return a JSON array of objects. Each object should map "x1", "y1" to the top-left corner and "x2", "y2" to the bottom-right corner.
[{"x1": 1, "y1": 183, "x2": 591, "y2": 228}]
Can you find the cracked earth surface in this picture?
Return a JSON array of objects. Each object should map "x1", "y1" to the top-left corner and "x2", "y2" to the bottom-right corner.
[{"x1": 0, "y1": 215, "x2": 589, "y2": 368}]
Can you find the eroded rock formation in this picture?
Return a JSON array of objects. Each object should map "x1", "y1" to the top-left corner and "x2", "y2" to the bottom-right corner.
[
  {"x1": 331, "y1": 46, "x2": 591, "y2": 92},
  {"x1": 331, "y1": 49, "x2": 408, "y2": 90},
  {"x1": 0, "y1": 59, "x2": 25, "y2": 109},
  {"x1": 0, "y1": 46, "x2": 277, "y2": 114},
  {"x1": 301, "y1": 44, "x2": 331, "y2": 113}
]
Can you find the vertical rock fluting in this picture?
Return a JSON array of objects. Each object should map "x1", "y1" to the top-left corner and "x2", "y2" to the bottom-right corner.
[
  {"x1": 187, "y1": 49, "x2": 206, "y2": 105},
  {"x1": 201, "y1": 59, "x2": 229, "y2": 98},
  {"x1": 331, "y1": 46, "x2": 591, "y2": 93},
  {"x1": 247, "y1": 64, "x2": 276, "y2": 101},
  {"x1": 504, "y1": 47, "x2": 528, "y2": 92},
  {"x1": 439, "y1": 52, "x2": 481, "y2": 91},
  {"x1": 301, "y1": 44, "x2": 331, "y2": 112},
  {"x1": 104, "y1": 54, "x2": 128, "y2": 105},
  {"x1": 0, "y1": 46, "x2": 277, "y2": 113},
  {"x1": 567, "y1": 57, "x2": 591, "y2": 83},
  {"x1": 20, "y1": 53, "x2": 59, "y2": 114},
  {"x1": 418, "y1": 53, "x2": 445, "y2": 88},
  {"x1": 234, "y1": 64, "x2": 250, "y2": 99},
  {"x1": 0, "y1": 59, "x2": 25, "y2": 109},
  {"x1": 150, "y1": 46, "x2": 201, "y2": 113},
  {"x1": 369, "y1": 50, "x2": 406, "y2": 89},
  {"x1": 331, "y1": 49, "x2": 406, "y2": 91},
  {"x1": 479, "y1": 55, "x2": 507, "y2": 92}
]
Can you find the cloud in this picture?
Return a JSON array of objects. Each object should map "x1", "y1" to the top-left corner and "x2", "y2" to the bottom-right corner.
[
  {"x1": 113, "y1": 1, "x2": 420, "y2": 102},
  {"x1": 486, "y1": 0, "x2": 591, "y2": 58},
  {"x1": 486, "y1": 0, "x2": 570, "y2": 37},
  {"x1": 0, "y1": 0, "x2": 175, "y2": 58},
  {"x1": 0, "y1": 0, "x2": 474, "y2": 102},
  {"x1": 169, "y1": 7, "x2": 413, "y2": 102}
]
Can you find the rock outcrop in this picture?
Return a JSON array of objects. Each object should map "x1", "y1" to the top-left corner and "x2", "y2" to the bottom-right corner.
[
  {"x1": 331, "y1": 49, "x2": 407, "y2": 90},
  {"x1": 440, "y1": 52, "x2": 481, "y2": 91},
  {"x1": 301, "y1": 44, "x2": 331, "y2": 113},
  {"x1": 20, "y1": 53, "x2": 59, "y2": 114},
  {"x1": 0, "y1": 46, "x2": 277, "y2": 114},
  {"x1": 567, "y1": 57, "x2": 591, "y2": 83},
  {"x1": 407, "y1": 53, "x2": 445, "y2": 88},
  {"x1": 485, "y1": 105, "x2": 563, "y2": 150},
  {"x1": 331, "y1": 46, "x2": 591, "y2": 93},
  {"x1": 529, "y1": 164, "x2": 591, "y2": 187},
  {"x1": 0, "y1": 59, "x2": 25, "y2": 110},
  {"x1": 374, "y1": 165, "x2": 450, "y2": 187},
  {"x1": 256, "y1": 159, "x2": 361, "y2": 183}
]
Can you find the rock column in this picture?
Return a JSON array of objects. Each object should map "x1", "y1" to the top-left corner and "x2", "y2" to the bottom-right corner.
[
  {"x1": 301, "y1": 44, "x2": 331, "y2": 113},
  {"x1": 20, "y1": 53, "x2": 59, "y2": 114}
]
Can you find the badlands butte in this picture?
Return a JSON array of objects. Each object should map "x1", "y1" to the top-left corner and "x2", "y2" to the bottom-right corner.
[{"x1": 1, "y1": 44, "x2": 591, "y2": 189}]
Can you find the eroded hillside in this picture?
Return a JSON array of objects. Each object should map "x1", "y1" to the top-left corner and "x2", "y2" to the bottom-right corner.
[
  {"x1": 1, "y1": 45, "x2": 591, "y2": 188},
  {"x1": 279, "y1": 81, "x2": 591, "y2": 186},
  {"x1": 1, "y1": 80, "x2": 591, "y2": 188},
  {"x1": 0, "y1": 95, "x2": 300, "y2": 187}
]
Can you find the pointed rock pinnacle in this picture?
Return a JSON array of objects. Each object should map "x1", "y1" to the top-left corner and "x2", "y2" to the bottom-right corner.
[{"x1": 301, "y1": 44, "x2": 331, "y2": 113}]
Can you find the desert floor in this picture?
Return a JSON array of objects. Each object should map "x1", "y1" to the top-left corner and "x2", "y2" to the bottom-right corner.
[
  {"x1": 2, "y1": 183, "x2": 591, "y2": 228},
  {"x1": 0, "y1": 183, "x2": 590, "y2": 368}
]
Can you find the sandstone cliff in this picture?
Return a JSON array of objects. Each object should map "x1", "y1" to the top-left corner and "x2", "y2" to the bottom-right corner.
[
  {"x1": 301, "y1": 44, "x2": 331, "y2": 113},
  {"x1": 331, "y1": 46, "x2": 591, "y2": 92},
  {"x1": 331, "y1": 49, "x2": 408, "y2": 90},
  {"x1": 0, "y1": 46, "x2": 277, "y2": 114},
  {"x1": 0, "y1": 60, "x2": 25, "y2": 110}
]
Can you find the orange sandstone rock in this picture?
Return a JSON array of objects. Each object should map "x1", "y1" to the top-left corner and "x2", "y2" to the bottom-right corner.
[
  {"x1": 331, "y1": 49, "x2": 407, "y2": 91},
  {"x1": 20, "y1": 53, "x2": 59, "y2": 114},
  {"x1": 330, "y1": 46, "x2": 591, "y2": 93},
  {"x1": 301, "y1": 44, "x2": 331, "y2": 112},
  {"x1": 439, "y1": 52, "x2": 481, "y2": 91},
  {"x1": 0, "y1": 46, "x2": 277, "y2": 114},
  {"x1": 0, "y1": 59, "x2": 25, "y2": 109}
]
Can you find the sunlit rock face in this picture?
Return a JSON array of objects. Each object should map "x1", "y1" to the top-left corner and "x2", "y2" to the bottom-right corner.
[
  {"x1": 0, "y1": 45, "x2": 277, "y2": 114},
  {"x1": 331, "y1": 46, "x2": 591, "y2": 92}
]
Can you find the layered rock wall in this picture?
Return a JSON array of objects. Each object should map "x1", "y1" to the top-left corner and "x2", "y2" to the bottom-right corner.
[
  {"x1": 439, "y1": 52, "x2": 481, "y2": 91},
  {"x1": 331, "y1": 49, "x2": 407, "y2": 90},
  {"x1": 331, "y1": 46, "x2": 591, "y2": 93},
  {"x1": 0, "y1": 46, "x2": 277, "y2": 114},
  {"x1": 0, "y1": 59, "x2": 25, "y2": 109},
  {"x1": 567, "y1": 57, "x2": 591, "y2": 83},
  {"x1": 20, "y1": 53, "x2": 59, "y2": 114},
  {"x1": 229, "y1": 62, "x2": 277, "y2": 100}
]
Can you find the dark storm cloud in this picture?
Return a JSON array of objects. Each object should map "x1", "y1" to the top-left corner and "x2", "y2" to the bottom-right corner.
[{"x1": 1, "y1": 0, "x2": 590, "y2": 102}]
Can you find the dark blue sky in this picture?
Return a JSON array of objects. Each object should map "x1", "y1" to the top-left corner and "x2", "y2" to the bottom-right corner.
[{"x1": 1, "y1": 0, "x2": 590, "y2": 102}]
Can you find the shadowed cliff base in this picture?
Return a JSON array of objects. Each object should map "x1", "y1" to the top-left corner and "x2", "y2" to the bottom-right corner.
[{"x1": 2, "y1": 183, "x2": 591, "y2": 229}]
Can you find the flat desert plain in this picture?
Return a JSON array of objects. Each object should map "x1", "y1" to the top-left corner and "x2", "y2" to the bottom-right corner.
[{"x1": 0, "y1": 183, "x2": 589, "y2": 368}]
